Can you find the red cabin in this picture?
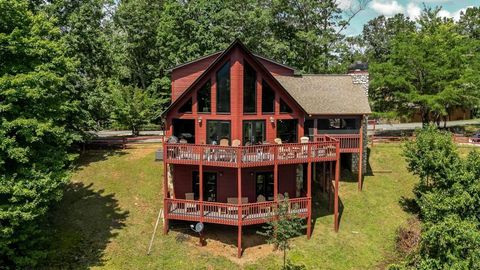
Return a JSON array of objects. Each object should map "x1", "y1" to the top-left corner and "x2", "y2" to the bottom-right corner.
[{"x1": 161, "y1": 40, "x2": 371, "y2": 257}]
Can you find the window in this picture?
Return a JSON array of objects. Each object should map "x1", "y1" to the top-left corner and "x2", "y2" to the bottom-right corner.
[
  {"x1": 192, "y1": 172, "x2": 217, "y2": 201},
  {"x1": 304, "y1": 119, "x2": 314, "y2": 141},
  {"x1": 256, "y1": 172, "x2": 274, "y2": 200},
  {"x1": 317, "y1": 118, "x2": 358, "y2": 130},
  {"x1": 243, "y1": 120, "x2": 266, "y2": 145},
  {"x1": 178, "y1": 98, "x2": 192, "y2": 113},
  {"x1": 276, "y1": 119, "x2": 298, "y2": 143},
  {"x1": 197, "y1": 81, "x2": 211, "y2": 113},
  {"x1": 172, "y1": 119, "x2": 195, "y2": 143},
  {"x1": 243, "y1": 62, "x2": 257, "y2": 113},
  {"x1": 206, "y1": 120, "x2": 231, "y2": 144},
  {"x1": 262, "y1": 80, "x2": 275, "y2": 113},
  {"x1": 216, "y1": 61, "x2": 230, "y2": 113},
  {"x1": 280, "y1": 98, "x2": 292, "y2": 113}
]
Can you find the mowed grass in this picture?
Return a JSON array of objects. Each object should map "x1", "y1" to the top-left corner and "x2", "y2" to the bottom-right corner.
[{"x1": 44, "y1": 143, "x2": 431, "y2": 269}]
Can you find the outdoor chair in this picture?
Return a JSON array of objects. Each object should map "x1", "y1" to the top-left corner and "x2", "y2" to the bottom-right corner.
[
  {"x1": 219, "y1": 138, "x2": 229, "y2": 146},
  {"x1": 184, "y1": 193, "x2": 197, "y2": 213},
  {"x1": 232, "y1": 139, "x2": 241, "y2": 147},
  {"x1": 256, "y1": 195, "x2": 271, "y2": 214}
]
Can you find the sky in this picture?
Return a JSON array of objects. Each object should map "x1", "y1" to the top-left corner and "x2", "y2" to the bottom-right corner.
[{"x1": 342, "y1": 0, "x2": 479, "y2": 36}]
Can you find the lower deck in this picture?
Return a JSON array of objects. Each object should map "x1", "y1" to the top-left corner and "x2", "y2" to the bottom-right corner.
[{"x1": 165, "y1": 197, "x2": 309, "y2": 226}]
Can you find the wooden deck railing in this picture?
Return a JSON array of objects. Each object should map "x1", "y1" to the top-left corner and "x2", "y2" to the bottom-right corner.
[
  {"x1": 164, "y1": 140, "x2": 338, "y2": 167},
  {"x1": 316, "y1": 134, "x2": 360, "y2": 153},
  {"x1": 165, "y1": 197, "x2": 310, "y2": 226}
]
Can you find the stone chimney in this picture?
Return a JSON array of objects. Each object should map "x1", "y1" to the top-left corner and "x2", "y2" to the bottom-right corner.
[{"x1": 348, "y1": 61, "x2": 369, "y2": 96}]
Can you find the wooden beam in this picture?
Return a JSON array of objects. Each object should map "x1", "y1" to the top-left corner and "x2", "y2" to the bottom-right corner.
[
  {"x1": 237, "y1": 167, "x2": 242, "y2": 258},
  {"x1": 307, "y1": 161, "x2": 312, "y2": 239},
  {"x1": 358, "y1": 116, "x2": 364, "y2": 191},
  {"x1": 163, "y1": 146, "x2": 169, "y2": 235},
  {"x1": 334, "y1": 142, "x2": 340, "y2": 232},
  {"x1": 274, "y1": 159, "x2": 278, "y2": 202},
  {"x1": 199, "y1": 164, "x2": 204, "y2": 222}
]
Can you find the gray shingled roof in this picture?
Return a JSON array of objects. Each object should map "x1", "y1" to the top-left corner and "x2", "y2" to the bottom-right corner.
[{"x1": 274, "y1": 75, "x2": 371, "y2": 115}]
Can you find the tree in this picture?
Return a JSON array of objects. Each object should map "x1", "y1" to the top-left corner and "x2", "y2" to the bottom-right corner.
[
  {"x1": 362, "y1": 14, "x2": 415, "y2": 63},
  {"x1": 110, "y1": 84, "x2": 159, "y2": 135},
  {"x1": 401, "y1": 127, "x2": 480, "y2": 269},
  {"x1": 370, "y1": 8, "x2": 480, "y2": 125},
  {"x1": 457, "y1": 7, "x2": 480, "y2": 40},
  {"x1": 258, "y1": 195, "x2": 305, "y2": 269},
  {"x1": 403, "y1": 125, "x2": 459, "y2": 195},
  {"x1": 0, "y1": 0, "x2": 82, "y2": 267},
  {"x1": 269, "y1": 0, "x2": 370, "y2": 73}
]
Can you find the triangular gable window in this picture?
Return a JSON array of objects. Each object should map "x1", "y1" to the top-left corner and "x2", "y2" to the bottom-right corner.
[
  {"x1": 178, "y1": 98, "x2": 192, "y2": 113},
  {"x1": 280, "y1": 98, "x2": 292, "y2": 113}
]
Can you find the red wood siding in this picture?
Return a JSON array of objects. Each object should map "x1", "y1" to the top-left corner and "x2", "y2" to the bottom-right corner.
[
  {"x1": 171, "y1": 54, "x2": 219, "y2": 102},
  {"x1": 166, "y1": 46, "x2": 305, "y2": 144},
  {"x1": 172, "y1": 164, "x2": 298, "y2": 203}
]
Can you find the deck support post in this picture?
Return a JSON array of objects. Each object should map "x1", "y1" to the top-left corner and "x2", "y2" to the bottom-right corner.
[
  {"x1": 163, "y1": 147, "x2": 169, "y2": 235},
  {"x1": 334, "y1": 142, "x2": 340, "y2": 232},
  {"x1": 274, "y1": 164, "x2": 278, "y2": 202},
  {"x1": 199, "y1": 163, "x2": 204, "y2": 222},
  {"x1": 358, "y1": 116, "x2": 364, "y2": 191},
  {"x1": 322, "y1": 162, "x2": 326, "y2": 193},
  {"x1": 307, "y1": 161, "x2": 312, "y2": 239},
  {"x1": 237, "y1": 167, "x2": 242, "y2": 258}
]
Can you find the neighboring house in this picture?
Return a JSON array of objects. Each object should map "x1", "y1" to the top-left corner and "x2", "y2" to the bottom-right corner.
[{"x1": 161, "y1": 40, "x2": 371, "y2": 257}]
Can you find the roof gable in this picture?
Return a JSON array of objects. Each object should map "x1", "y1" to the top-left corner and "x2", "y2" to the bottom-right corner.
[{"x1": 162, "y1": 39, "x2": 306, "y2": 116}]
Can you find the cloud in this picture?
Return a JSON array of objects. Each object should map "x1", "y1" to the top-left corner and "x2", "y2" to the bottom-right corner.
[
  {"x1": 370, "y1": 0, "x2": 404, "y2": 16},
  {"x1": 406, "y1": 3, "x2": 421, "y2": 20},
  {"x1": 337, "y1": 0, "x2": 353, "y2": 10},
  {"x1": 437, "y1": 6, "x2": 473, "y2": 21}
]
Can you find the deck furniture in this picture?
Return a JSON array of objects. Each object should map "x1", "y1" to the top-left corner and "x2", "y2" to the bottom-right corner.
[{"x1": 185, "y1": 193, "x2": 197, "y2": 212}]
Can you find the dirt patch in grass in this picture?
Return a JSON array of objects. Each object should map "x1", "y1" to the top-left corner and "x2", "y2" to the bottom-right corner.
[{"x1": 170, "y1": 222, "x2": 278, "y2": 265}]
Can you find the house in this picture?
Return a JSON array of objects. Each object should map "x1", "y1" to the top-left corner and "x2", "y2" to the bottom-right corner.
[{"x1": 161, "y1": 40, "x2": 371, "y2": 257}]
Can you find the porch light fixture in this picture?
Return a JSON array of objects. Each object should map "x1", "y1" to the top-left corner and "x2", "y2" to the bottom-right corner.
[
  {"x1": 269, "y1": 116, "x2": 274, "y2": 123},
  {"x1": 198, "y1": 117, "x2": 202, "y2": 123}
]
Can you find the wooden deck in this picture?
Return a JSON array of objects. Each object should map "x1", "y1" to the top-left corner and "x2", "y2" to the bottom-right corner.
[
  {"x1": 164, "y1": 138, "x2": 339, "y2": 168},
  {"x1": 165, "y1": 198, "x2": 309, "y2": 226},
  {"x1": 315, "y1": 134, "x2": 361, "y2": 153}
]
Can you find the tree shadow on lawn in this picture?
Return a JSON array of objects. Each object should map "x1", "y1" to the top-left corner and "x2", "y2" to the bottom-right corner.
[
  {"x1": 42, "y1": 182, "x2": 129, "y2": 269},
  {"x1": 74, "y1": 149, "x2": 128, "y2": 171}
]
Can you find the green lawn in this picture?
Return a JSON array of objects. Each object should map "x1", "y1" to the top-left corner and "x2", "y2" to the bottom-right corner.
[{"x1": 44, "y1": 143, "x2": 422, "y2": 269}]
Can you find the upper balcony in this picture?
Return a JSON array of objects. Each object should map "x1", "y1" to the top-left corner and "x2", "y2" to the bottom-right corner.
[
  {"x1": 315, "y1": 134, "x2": 361, "y2": 153},
  {"x1": 164, "y1": 135, "x2": 340, "y2": 168}
]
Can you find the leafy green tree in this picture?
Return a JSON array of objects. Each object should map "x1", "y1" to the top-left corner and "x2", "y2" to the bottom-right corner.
[
  {"x1": 402, "y1": 127, "x2": 480, "y2": 269},
  {"x1": 403, "y1": 125, "x2": 459, "y2": 195},
  {"x1": 258, "y1": 195, "x2": 305, "y2": 269},
  {"x1": 370, "y1": 8, "x2": 480, "y2": 125},
  {"x1": 362, "y1": 14, "x2": 415, "y2": 63},
  {"x1": 0, "y1": 0, "x2": 82, "y2": 267},
  {"x1": 110, "y1": 84, "x2": 159, "y2": 135},
  {"x1": 457, "y1": 7, "x2": 480, "y2": 40}
]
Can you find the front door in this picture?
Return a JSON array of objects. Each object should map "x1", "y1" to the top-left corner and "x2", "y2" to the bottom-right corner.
[{"x1": 192, "y1": 172, "x2": 217, "y2": 202}]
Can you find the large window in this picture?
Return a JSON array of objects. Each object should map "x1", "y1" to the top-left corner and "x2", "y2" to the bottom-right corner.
[
  {"x1": 216, "y1": 61, "x2": 230, "y2": 113},
  {"x1": 197, "y1": 81, "x2": 211, "y2": 113},
  {"x1": 206, "y1": 120, "x2": 231, "y2": 144},
  {"x1": 243, "y1": 120, "x2": 266, "y2": 145},
  {"x1": 192, "y1": 172, "x2": 217, "y2": 201},
  {"x1": 304, "y1": 119, "x2": 314, "y2": 141},
  {"x1": 172, "y1": 119, "x2": 195, "y2": 143},
  {"x1": 262, "y1": 80, "x2": 275, "y2": 113},
  {"x1": 276, "y1": 119, "x2": 298, "y2": 143},
  {"x1": 256, "y1": 172, "x2": 274, "y2": 200},
  {"x1": 243, "y1": 62, "x2": 257, "y2": 113}
]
